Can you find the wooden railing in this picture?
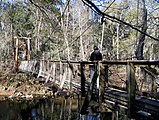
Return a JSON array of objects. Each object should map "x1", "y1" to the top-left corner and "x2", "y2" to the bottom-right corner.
[
  {"x1": 18, "y1": 60, "x2": 159, "y2": 119},
  {"x1": 18, "y1": 60, "x2": 159, "y2": 96}
]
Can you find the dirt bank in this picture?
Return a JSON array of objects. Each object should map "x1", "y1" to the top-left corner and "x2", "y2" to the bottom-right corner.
[{"x1": 0, "y1": 72, "x2": 56, "y2": 101}]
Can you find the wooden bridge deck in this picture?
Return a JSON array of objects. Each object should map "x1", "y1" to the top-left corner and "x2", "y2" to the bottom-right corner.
[
  {"x1": 17, "y1": 60, "x2": 159, "y2": 119},
  {"x1": 105, "y1": 87, "x2": 159, "y2": 117}
]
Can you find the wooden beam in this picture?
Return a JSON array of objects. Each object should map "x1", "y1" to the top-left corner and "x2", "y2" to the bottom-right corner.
[
  {"x1": 81, "y1": 62, "x2": 86, "y2": 97},
  {"x1": 99, "y1": 64, "x2": 108, "y2": 103},
  {"x1": 127, "y1": 62, "x2": 136, "y2": 118}
]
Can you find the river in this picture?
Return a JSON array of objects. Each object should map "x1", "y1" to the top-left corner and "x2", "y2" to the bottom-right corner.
[{"x1": 0, "y1": 96, "x2": 115, "y2": 120}]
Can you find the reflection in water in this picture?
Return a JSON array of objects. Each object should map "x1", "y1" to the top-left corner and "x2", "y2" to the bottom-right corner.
[
  {"x1": 80, "y1": 114, "x2": 100, "y2": 120},
  {"x1": 0, "y1": 97, "x2": 113, "y2": 120},
  {"x1": 0, "y1": 97, "x2": 78, "y2": 120}
]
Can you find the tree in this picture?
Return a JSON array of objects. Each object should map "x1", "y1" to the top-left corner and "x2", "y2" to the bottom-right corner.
[{"x1": 135, "y1": 0, "x2": 147, "y2": 60}]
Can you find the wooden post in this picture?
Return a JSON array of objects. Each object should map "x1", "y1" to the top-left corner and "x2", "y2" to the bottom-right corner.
[
  {"x1": 68, "y1": 65, "x2": 73, "y2": 91},
  {"x1": 127, "y1": 62, "x2": 136, "y2": 118},
  {"x1": 88, "y1": 62, "x2": 98, "y2": 101},
  {"x1": 60, "y1": 61, "x2": 62, "y2": 83},
  {"x1": 45, "y1": 63, "x2": 53, "y2": 83},
  {"x1": 99, "y1": 64, "x2": 108, "y2": 104},
  {"x1": 59, "y1": 67, "x2": 67, "y2": 89},
  {"x1": 81, "y1": 62, "x2": 86, "y2": 97},
  {"x1": 99, "y1": 64, "x2": 109, "y2": 119},
  {"x1": 97, "y1": 62, "x2": 100, "y2": 89},
  {"x1": 37, "y1": 60, "x2": 43, "y2": 78},
  {"x1": 52, "y1": 63, "x2": 56, "y2": 82}
]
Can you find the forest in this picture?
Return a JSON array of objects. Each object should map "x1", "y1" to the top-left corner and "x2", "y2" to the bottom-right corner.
[
  {"x1": 0, "y1": 0, "x2": 159, "y2": 61},
  {"x1": 0, "y1": 1, "x2": 159, "y2": 120}
]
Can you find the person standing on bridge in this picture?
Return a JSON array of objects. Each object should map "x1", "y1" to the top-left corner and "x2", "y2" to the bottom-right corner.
[
  {"x1": 89, "y1": 45, "x2": 103, "y2": 83},
  {"x1": 90, "y1": 45, "x2": 102, "y2": 61}
]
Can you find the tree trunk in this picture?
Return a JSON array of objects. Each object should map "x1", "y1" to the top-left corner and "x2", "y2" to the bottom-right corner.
[
  {"x1": 116, "y1": 23, "x2": 119, "y2": 60},
  {"x1": 100, "y1": 22, "x2": 105, "y2": 52},
  {"x1": 35, "y1": 9, "x2": 42, "y2": 52},
  {"x1": 60, "y1": 4, "x2": 70, "y2": 60},
  {"x1": 135, "y1": 0, "x2": 147, "y2": 60},
  {"x1": 78, "y1": 8, "x2": 85, "y2": 61}
]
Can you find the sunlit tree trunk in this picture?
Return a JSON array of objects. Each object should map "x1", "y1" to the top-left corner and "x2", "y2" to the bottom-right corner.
[
  {"x1": 116, "y1": 23, "x2": 119, "y2": 60},
  {"x1": 60, "y1": 5, "x2": 70, "y2": 60},
  {"x1": 100, "y1": 22, "x2": 105, "y2": 52},
  {"x1": 116, "y1": 10, "x2": 123, "y2": 60},
  {"x1": 135, "y1": 0, "x2": 139, "y2": 47},
  {"x1": 35, "y1": 9, "x2": 42, "y2": 52},
  {"x1": 78, "y1": 8, "x2": 85, "y2": 61}
]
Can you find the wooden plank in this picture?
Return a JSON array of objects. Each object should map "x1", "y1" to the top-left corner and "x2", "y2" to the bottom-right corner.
[
  {"x1": 59, "y1": 67, "x2": 67, "y2": 89},
  {"x1": 52, "y1": 63, "x2": 56, "y2": 81},
  {"x1": 135, "y1": 97, "x2": 159, "y2": 115},
  {"x1": 104, "y1": 88, "x2": 159, "y2": 117},
  {"x1": 45, "y1": 64, "x2": 54, "y2": 83},
  {"x1": 37, "y1": 61, "x2": 44, "y2": 78},
  {"x1": 68, "y1": 67, "x2": 72, "y2": 90},
  {"x1": 104, "y1": 88, "x2": 128, "y2": 108}
]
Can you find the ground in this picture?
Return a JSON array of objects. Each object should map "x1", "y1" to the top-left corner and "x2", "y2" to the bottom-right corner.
[{"x1": 0, "y1": 70, "x2": 54, "y2": 100}]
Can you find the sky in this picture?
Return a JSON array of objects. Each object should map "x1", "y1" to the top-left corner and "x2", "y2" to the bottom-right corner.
[
  {"x1": 1, "y1": 0, "x2": 27, "y2": 3},
  {"x1": 3, "y1": 0, "x2": 122, "y2": 4}
]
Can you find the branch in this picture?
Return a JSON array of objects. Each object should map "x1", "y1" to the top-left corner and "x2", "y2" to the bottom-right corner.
[{"x1": 83, "y1": 0, "x2": 159, "y2": 41}]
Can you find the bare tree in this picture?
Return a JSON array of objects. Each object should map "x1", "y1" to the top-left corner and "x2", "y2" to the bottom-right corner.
[{"x1": 135, "y1": 0, "x2": 147, "y2": 60}]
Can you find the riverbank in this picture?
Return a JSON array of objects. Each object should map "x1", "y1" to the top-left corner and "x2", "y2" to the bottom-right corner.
[{"x1": 0, "y1": 72, "x2": 56, "y2": 101}]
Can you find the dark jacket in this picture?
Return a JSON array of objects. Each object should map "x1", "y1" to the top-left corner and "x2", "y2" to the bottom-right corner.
[{"x1": 90, "y1": 49, "x2": 102, "y2": 61}]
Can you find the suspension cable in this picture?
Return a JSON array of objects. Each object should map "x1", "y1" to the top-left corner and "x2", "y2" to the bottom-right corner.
[{"x1": 82, "y1": 0, "x2": 159, "y2": 41}]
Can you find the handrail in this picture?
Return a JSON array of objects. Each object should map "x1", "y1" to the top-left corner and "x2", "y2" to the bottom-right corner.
[{"x1": 16, "y1": 59, "x2": 159, "y2": 119}]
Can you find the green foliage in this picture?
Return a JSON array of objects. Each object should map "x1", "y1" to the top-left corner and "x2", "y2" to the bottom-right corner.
[
  {"x1": 1, "y1": 0, "x2": 159, "y2": 61},
  {"x1": 5, "y1": 2, "x2": 34, "y2": 36}
]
